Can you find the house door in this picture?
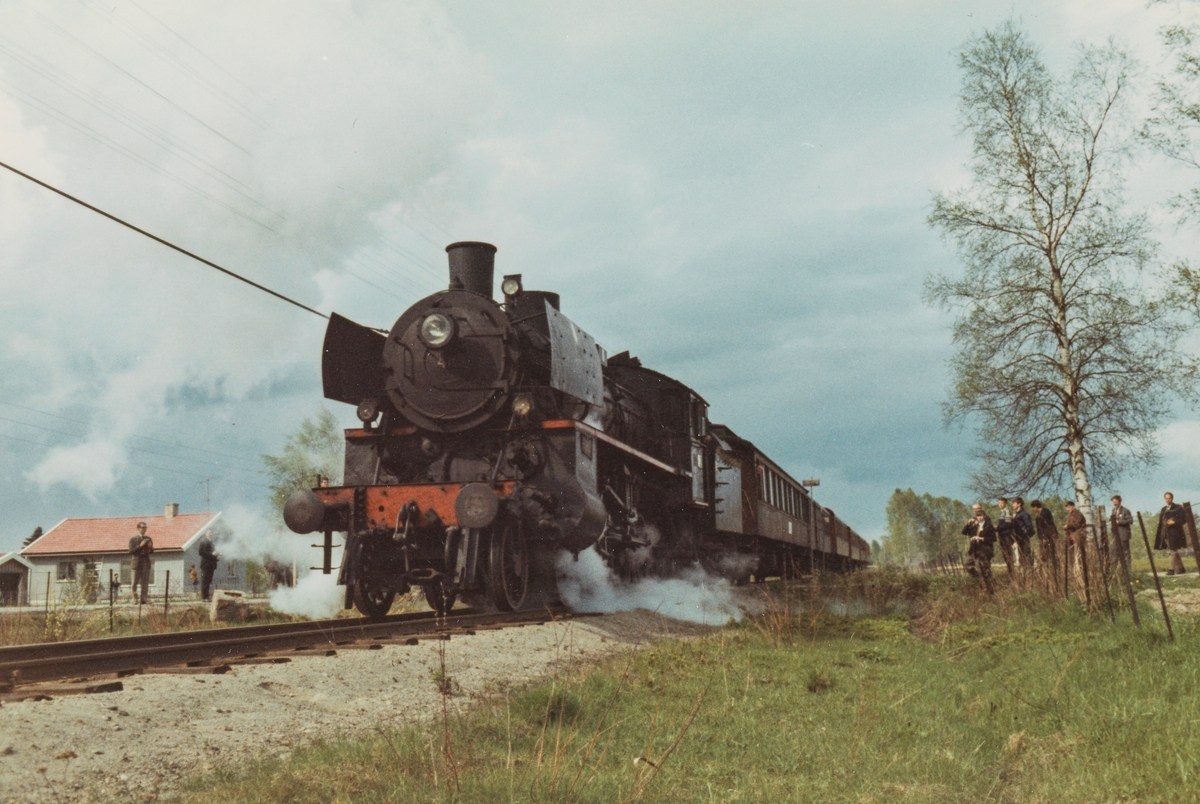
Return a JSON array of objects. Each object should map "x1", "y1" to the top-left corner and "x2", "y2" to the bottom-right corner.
[{"x1": 0, "y1": 573, "x2": 21, "y2": 606}]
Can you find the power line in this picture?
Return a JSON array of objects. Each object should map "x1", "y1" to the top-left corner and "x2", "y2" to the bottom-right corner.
[
  {"x1": 0, "y1": 401, "x2": 264, "y2": 471},
  {"x1": 0, "y1": 34, "x2": 285, "y2": 222},
  {"x1": 77, "y1": 0, "x2": 271, "y2": 131},
  {"x1": 0, "y1": 432, "x2": 235, "y2": 482},
  {"x1": 0, "y1": 159, "x2": 327, "y2": 320},
  {"x1": 0, "y1": 82, "x2": 277, "y2": 232},
  {"x1": 0, "y1": 414, "x2": 264, "y2": 480},
  {"x1": 127, "y1": 0, "x2": 271, "y2": 117},
  {"x1": 19, "y1": 1, "x2": 251, "y2": 156}
]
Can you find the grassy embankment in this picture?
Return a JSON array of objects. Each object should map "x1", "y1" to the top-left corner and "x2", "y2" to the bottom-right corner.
[{"x1": 180, "y1": 570, "x2": 1200, "y2": 803}]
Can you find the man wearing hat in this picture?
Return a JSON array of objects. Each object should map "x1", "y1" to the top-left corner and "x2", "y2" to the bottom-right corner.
[
  {"x1": 198, "y1": 529, "x2": 220, "y2": 601},
  {"x1": 128, "y1": 522, "x2": 154, "y2": 604}
]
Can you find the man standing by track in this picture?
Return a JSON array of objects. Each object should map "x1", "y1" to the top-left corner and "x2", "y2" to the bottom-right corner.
[
  {"x1": 198, "y1": 529, "x2": 220, "y2": 602},
  {"x1": 128, "y1": 522, "x2": 154, "y2": 605}
]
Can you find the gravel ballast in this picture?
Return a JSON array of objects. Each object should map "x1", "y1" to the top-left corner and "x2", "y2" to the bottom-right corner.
[{"x1": 0, "y1": 611, "x2": 711, "y2": 802}]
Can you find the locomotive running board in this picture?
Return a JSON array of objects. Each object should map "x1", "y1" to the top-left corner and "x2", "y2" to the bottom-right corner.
[{"x1": 540, "y1": 419, "x2": 689, "y2": 478}]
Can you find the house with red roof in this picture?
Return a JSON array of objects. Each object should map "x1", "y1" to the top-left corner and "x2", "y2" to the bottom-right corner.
[{"x1": 18, "y1": 504, "x2": 249, "y2": 605}]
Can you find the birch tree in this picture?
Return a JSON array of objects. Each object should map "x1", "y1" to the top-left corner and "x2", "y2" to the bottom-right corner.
[{"x1": 926, "y1": 22, "x2": 1184, "y2": 521}]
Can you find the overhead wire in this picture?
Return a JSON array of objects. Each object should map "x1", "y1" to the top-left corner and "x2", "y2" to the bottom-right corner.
[
  {"x1": 0, "y1": 413, "x2": 265, "y2": 481},
  {"x1": 0, "y1": 432, "x2": 244, "y2": 482},
  {"x1": 0, "y1": 400, "x2": 265, "y2": 472},
  {"x1": 17, "y1": 0, "x2": 252, "y2": 156},
  {"x1": 76, "y1": 0, "x2": 271, "y2": 130},
  {"x1": 127, "y1": 0, "x2": 271, "y2": 115},
  {"x1": 0, "y1": 33, "x2": 284, "y2": 221},
  {"x1": 0, "y1": 80, "x2": 277, "y2": 232},
  {"x1": 349, "y1": 247, "x2": 441, "y2": 293},
  {"x1": 0, "y1": 159, "x2": 327, "y2": 320}
]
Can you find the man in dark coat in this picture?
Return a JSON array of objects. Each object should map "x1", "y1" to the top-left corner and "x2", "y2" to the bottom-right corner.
[
  {"x1": 994, "y1": 497, "x2": 1016, "y2": 575},
  {"x1": 198, "y1": 530, "x2": 220, "y2": 601},
  {"x1": 962, "y1": 504, "x2": 996, "y2": 594},
  {"x1": 1012, "y1": 497, "x2": 1035, "y2": 572},
  {"x1": 1063, "y1": 501, "x2": 1088, "y2": 595},
  {"x1": 1030, "y1": 500, "x2": 1060, "y2": 592},
  {"x1": 1109, "y1": 495, "x2": 1134, "y2": 573},
  {"x1": 128, "y1": 521, "x2": 154, "y2": 604},
  {"x1": 1155, "y1": 492, "x2": 1188, "y2": 576}
]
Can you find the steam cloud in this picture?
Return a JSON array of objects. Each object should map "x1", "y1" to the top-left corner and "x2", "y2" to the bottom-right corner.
[
  {"x1": 212, "y1": 503, "x2": 347, "y2": 619},
  {"x1": 267, "y1": 570, "x2": 345, "y2": 620},
  {"x1": 556, "y1": 547, "x2": 746, "y2": 626}
]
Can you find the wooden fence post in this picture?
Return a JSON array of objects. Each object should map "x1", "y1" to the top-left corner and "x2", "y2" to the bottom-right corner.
[
  {"x1": 1094, "y1": 508, "x2": 1115, "y2": 623},
  {"x1": 1137, "y1": 512, "x2": 1174, "y2": 641},
  {"x1": 163, "y1": 569, "x2": 170, "y2": 617},
  {"x1": 1107, "y1": 509, "x2": 1141, "y2": 627}
]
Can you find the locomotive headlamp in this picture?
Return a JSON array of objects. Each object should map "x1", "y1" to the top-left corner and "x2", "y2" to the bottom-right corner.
[
  {"x1": 419, "y1": 312, "x2": 455, "y2": 348},
  {"x1": 501, "y1": 274, "x2": 523, "y2": 297},
  {"x1": 356, "y1": 398, "x2": 380, "y2": 423},
  {"x1": 512, "y1": 394, "x2": 534, "y2": 417}
]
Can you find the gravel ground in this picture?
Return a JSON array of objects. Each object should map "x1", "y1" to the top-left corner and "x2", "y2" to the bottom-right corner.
[{"x1": 0, "y1": 611, "x2": 712, "y2": 803}]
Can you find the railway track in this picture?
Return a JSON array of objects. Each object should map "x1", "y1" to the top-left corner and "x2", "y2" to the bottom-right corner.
[{"x1": 0, "y1": 607, "x2": 576, "y2": 700}]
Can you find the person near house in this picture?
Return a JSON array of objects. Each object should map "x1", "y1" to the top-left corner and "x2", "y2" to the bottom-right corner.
[
  {"x1": 962, "y1": 504, "x2": 996, "y2": 594},
  {"x1": 198, "y1": 530, "x2": 220, "y2": 601},
  {"x1": 1109, "y1": 495, "x2": 1134, "y2": 574},
  {"x1": 128, "y1": 522, "x2": 154, "y2": 604},
  {"x1": 1155, "y1": 492, "x2": 1188, "y2": 576}
]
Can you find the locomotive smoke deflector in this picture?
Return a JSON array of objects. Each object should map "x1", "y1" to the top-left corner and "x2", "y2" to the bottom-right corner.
[{"x1": 446, "y1": 240, "x2": 496, "y2": 297}]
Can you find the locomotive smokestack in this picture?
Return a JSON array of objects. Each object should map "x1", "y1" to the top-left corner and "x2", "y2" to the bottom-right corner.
[{"x1": 446, "y1": 241, "x2": 496, "y2": 298}]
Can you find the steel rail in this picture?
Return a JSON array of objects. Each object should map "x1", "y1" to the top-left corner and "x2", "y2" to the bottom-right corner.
[{"x1": 0, "y1": 607, "x2": 571, "y2": 688}]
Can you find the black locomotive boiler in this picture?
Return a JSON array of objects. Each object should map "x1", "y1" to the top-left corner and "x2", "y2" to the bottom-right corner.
[{"x1": 284, "y1": 241, "x2": 868, "y2": 618}]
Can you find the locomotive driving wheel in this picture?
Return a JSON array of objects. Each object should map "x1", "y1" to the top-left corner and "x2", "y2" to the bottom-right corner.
[
  {"x1": 353, "y1": 579, "x2": 395, "y2": 621},
  {"x1": 489, "y1": 521, "x2": 529, "y2": 611}
]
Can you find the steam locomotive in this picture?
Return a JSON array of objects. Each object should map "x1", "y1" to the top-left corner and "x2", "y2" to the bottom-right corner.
[{"x1": 284, "y1": 242, "x2": 868, "y2": 618}]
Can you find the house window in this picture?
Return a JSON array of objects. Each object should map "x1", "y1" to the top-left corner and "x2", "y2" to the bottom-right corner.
[
  {"x1": 56, "y1": 562, "x2": 76, "y2": 581},
  {"x1": 227, "y1": 561, "x2": 238, "y2": 578}
]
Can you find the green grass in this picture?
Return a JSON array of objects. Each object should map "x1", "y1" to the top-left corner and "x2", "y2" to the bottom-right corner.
[{"x1": 180, "y1": 574, "x2": 1200, "y2": 803}]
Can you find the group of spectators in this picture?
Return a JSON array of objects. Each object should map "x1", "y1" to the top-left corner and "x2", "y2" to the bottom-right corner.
[
  {"x1": 126, "y1": 523, "x2": 220, "y2": 604},
  {"x1": 960, "y1": 492, "x2": 1192, "y2": 594}
]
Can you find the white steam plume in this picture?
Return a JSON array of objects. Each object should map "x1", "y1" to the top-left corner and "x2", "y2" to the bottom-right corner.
[
  {"x1": 556, "y1": 547, "x2": 745, "y2": 626},
  {"x1": 267, "y1": 570, "x2": 345, "y2": 620}
]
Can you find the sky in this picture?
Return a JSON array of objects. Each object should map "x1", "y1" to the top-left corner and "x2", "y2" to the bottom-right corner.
[{"x1": 1, "y1": 0, "x2": 1199, "y2": 556}]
